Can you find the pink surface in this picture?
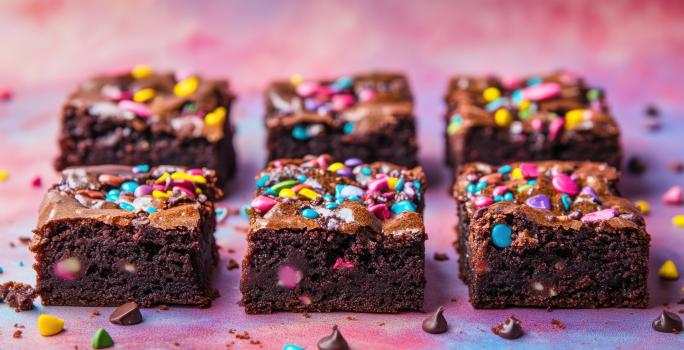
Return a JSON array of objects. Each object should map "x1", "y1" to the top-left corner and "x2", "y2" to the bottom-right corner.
[{"x1": 1, "y1": 1, "x2": 684, "y2": 349}]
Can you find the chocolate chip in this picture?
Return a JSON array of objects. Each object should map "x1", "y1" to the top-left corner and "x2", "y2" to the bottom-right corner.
[
  {"x1": 433, "y1": 253, "x2": 449, "y2": 261},
  {"x1": 109, "y1": 302, "x2": 143, "y2": 325},
  {"x1": 652, "y1": 310, "x2": 682, "y2": 333},
  {"x1": 422, "y1": 306, "x2": 448, "y2": 334},
  {"x1": 492, "y1": 316, "x2": 524, "y2": 339},
  {"x1": 626, "y1": 156, "x2": 646, "y2": 176},
  {"x1": 317, "y1": 325, "x2": 349, "y2": 350},
  {"x1": 645, "y1": 104, "x2": 660, "y2": 118},
  {"x1": 227, "y1": 259, "x2": 239, "y2": 270},
  {"x1": 670, "y1": 161, "x2": 684, "y2": 174}
]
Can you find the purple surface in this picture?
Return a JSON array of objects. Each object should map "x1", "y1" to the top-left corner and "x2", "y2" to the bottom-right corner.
[{"x1": 1, "y1": 0, "x2": 684, "y2": 348}]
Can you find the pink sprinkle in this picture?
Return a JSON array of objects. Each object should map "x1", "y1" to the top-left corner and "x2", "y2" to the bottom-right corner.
[
  {"x1": 295, "y1": 82, "x2": 319, "y2": 97},
  {"x1": 474, "y1": 196, "x2": 494, "y2": 208},
  {"x1": 332, "y1": 258, "x2": 354, "y2": 270},
  {"x1": 552, "y1": 174, "x2": 579, "y2": 195},
  {"x1": 549, "y1": 118, "x2": 565, "y2": 141},
  {"x1": 172, "y1": 186, "x2": 196, "y2": 200},
  {"x1": 101, "y1": 85, "x2": 131, "y2": 101},
  {"x1": 172, "y1": 179, "x2": 196, "y2": 192},
  {"x1": 663, "y1": 185, "x2": 683, "y2": 205},
  {"x1": 502, "y1": 77, "x2": 523, "y2": 90},
  {"x1": 55, "y1": 257, "x2": 81, "y2": 281},
  {"x1": 277, "y1": 265, "x2": 302, "y2": 289},
  {"x1": 291, "y1": 184, "x2": 311, "y2": 193},
  {"x1": 273, "y1": 160, "x2": 284, "y2": 169},
  {"x1": 331, "y1": 94, "x2": 356, "y2": 111},
  {"x1": 531, "y1": 119, "x2": 543, "y2": 132},
  {"x1": 31, "y1": 176, "x2": 42, "y2": 188},
  {"x1": 368, "y1": 178, "x2": 389, "y2": 193},
  {"x1": 369, "y1": 204, "x2": 391, "y2": 220},
  {"x1": 581, "y1": 208, "x2": 617, "y2": 223},
  {"x1": 186, "y1": 168, "x2": 204, "y2": 176},
  {"x1": 118, "y1": 100, "x2": 151, "y2": 117},
  {"x1": 492, "y1": 186, "x2": 509, "y2": 197},
  {"x1": 520, "y1": 82, "x2": 561, "y2": 101},
  {"x1": 0, "y1": 87, "x2": 13, "y2": 101},
  {"x1": 479, "y1": 173, "x2": 502, "y2": 184},
  {"x1": 106, "y1": 66, "x2": 131, "y2": 77},
  {"x1": 251, "y1": 195, "x2": 277, "y2": 213},
  {"x1": 359, "y1": 89, "x2": 376, "y2": 102},
  {"x1": 520, "y1": 163, "x2": 539, "y2": 179},
  {"x1": 316, "y1": 154, "x2": 331, "y2": 169}
]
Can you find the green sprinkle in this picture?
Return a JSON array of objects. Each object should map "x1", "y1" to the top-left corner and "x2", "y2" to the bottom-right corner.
[
  {"x1": 92, "y1": 328, "x2": 114, "y2": 349},
  {"x1": 269, "y1": 180, "x2": 299, "y2": 193}
]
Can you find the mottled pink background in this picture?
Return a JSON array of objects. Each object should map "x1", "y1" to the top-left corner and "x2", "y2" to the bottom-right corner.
[{"x1": 1, "y1": 1, "x2": 684, "y2": 349}]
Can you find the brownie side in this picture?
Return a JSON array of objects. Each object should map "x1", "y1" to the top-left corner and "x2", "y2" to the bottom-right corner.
[{"x1": 240, "y1": 227, "x2": 425, "y2": 313}]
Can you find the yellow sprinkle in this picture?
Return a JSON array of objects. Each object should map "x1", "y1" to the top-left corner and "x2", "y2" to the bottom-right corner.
[
  {"x1": 328, "y1": 162, "x2": 345, "y2": 172},
  {"x1": 279, "y1": 188, "x2": 297, "y2": 198},
  {"x1": 518, "y1": 99, "x2": 530, "y2": 110},
  {"x1": 511, "y1": 167, "x2": 523, "y2": 180},
  {"x1": 171, "y1": 172, "x2": 192, "y2": 181},
  {"x1": 673, "y1": 214, "x2": 684, "y2": 228},
  {"x1": 204, "y1": 107, "x2": 227, "y2": 127},
  {"x1": 0, "y1": 169, "x2": 8, "y2": 182},
  {"x1": 659, "y1": 260, "x2": 679, "y2": 280},
  {"x1": 133, "y1": 88, "x2": 155, "y2": 103},
  {"x1": 447, "y1": 122, "x2": 461, "y2": 135},
  {"x1": 298, "y1": 188, "x2": 319, "y2": 200},
  {"x1": 38, "y1": 314, "x2": 64, "y2": 336},
  {"x1": 565, "y1": 109, "x2": 586, "y2": 130},
  {"x1": 131, "y1": 64, "x2": 153, "y2": 79},
  {"x1": 191, "y1": 175, "x2": 207, "y2": 184},
  {"x1": 174, "y1": 76, "x2": 199, "y2": 97},
  {"x1": 156, "y1": 172, "x2": 170, "y2": 182},
  {"x1": 494, "y1": 109, "x2": 512, "y2": 127},
  {"x1": 482, "y1": 87, "x2": 501, "y2": 102},
  {"x1": 152, "y1": 190, "x2": 170, "y2": 199},
  {"x1": 290, "y1": 74, "x2": 304, "y2": 86},
  {"x1": 195, "y1": 188, "x2": 202, "y2": 195},
  {"x1": 387, "y1": 177, "x2": 399, "y2": 190},
  {"x1": 634, "y1": 200, "x2": 650, "y2": 215}
]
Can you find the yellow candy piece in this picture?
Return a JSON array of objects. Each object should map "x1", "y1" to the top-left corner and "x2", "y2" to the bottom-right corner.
[
  {"x1": 290, "y1": 74, "x2": 304, "y2": 86},
  {"x1": 152, "y1": 190, "x2": 170, "y2": 199},
  {"x1": 0, "y1": 169, "x2": 8, "y2": 182},
  {"x1": 494, "y1": 109, "x2": 512, "y2": 127},
  {"x1": 387, "y1": 177, "x2": 399, "y2": 190},
  {"x1": 659, "y1": 260, "x2": 679, "y2": 280},
  {"x1": 511, "y1": 167, "x2": 523, "y2": 180},
  {"x1": 298, "y1": 188, "x2": 319, "y2": 200},
  {"x1": 191, "y1": 175, "x2": 207, "y2": 184},
  {"x1": 133, "y1": 88, "x2": 156, "y2": 103},
  {"x1": 279, "y1": 188, "x2": 297, "y2": 198},
  {"x1": 171, "y1": 172, "x2": 191, "y2": 181},
  {"x1": 38, "y1": 314, "x2": 64, "y2": 336},
  {"x1": 174, "y1": 76, "x2": 199, "y2": 97},
  {"x1": 204, "y1": 107, "x2": 227, "y2": 127},
  {"x1": 131, "y1": 64, "x2": 153, "y2": 79},
  {"x1": 482, "y1": 87, "x2": 501, "y2": 102},
  {"x1": 156, "y1": 172, "x2": 170, "y2": 182},
  {"x1": 673, "y1": 214, "x2": 684, "y2": 228},
  {"x1": 565, "y1": 109, "x2": 586, "y2": 130},
  {"x1": 634, "y1": 200, "x2": 650, "y2": 215},
  {"x1": 328, "y1": 162, "x2": 345, "y2": 172}
]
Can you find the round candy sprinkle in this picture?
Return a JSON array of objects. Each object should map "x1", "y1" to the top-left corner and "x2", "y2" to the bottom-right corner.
[
  {"x1": 361, "y1": 167, "x2": 372, "y2": 176},
  {"x1": 497, "y1": 165, "x2": 511, "y2": 174},
  {"x1": 38, "y1": 314, "x2": 64, "y2": 336},
  {"x1": 519, "y1": 163, "x2": 538, "y2": 179},
  {"x1": 144, "y1": 207, "x2": 157, "y2": 213},
  {"x1": 296, "y1": 81, "x2": 318, "y2": 96},
  {"x1": 344, "y1": 158, "x2": 363, "y2": 168},
  {"x1": 561, "y1": 194, "x2": 572, "y2": 211},
  {"x1": 663, "y1": 185, "x2": 683, "y2": 205},
  {"x1": 270, "y1": 180, "x2": 298, "y2": 193},
  {"x1": 325, "y1": 202, "x2": 339, "y2": 209},
  {"x1": 0, "y1": 169, "x2": 9, "y2": 182},
  {"x1": 658, "y1": 260, "x2": 679, "y2": 280},
  {"x1": 343, "y1": 122, "x2": 354, "y2": 135},
  {"x1": 119, "y1": 202, "x2": 135, "y2": 211},
  {"x1": 331, "y1": 76, "x2": 353, "y2": 91},
  {"x1": 131, "y1": 64, "x2": 152, "y2": 79},
  {"x1": 565, "y1": 109, "x2": 586, "y2": 130},
  {"x1": 204, "y1": 106, "x2": 227, "y2": 127},
  {"x1": 390, "y1": 200, "x2": 417, "y2": 215},
  {"x1": 525, "y1": 194, "x2": 551, "y2": 210},
  {"x1": 174, "y1": 76, "x2": 199, "y2": 97},
  {"x1": 491, "y1": 223, "x2": 512, "y2": 249},
  {"x1": 336, "y1": 168, "x2": 353, "y2": 177},
  {"x1": 482, "y1": 87, "x2": 501, "y2": 102},
  {"x1": 291, "y1": 125, "x2": 309, "y2": 141},
  {"x1": 331, "y1": 94, "x2": 355, "y2": 111},
  {"x1": 339, "y1": 185, "x2": 365, "y2": 199},
  {"x1": 552, "y1": 174, "x2": 578, "y2": 195},
  {"x1": 492, "y1": 186, "x2": 508, "y2": 197},
  {"x1": 474, "y1": 196, "x2": 494, "y2": 208},
  {"x1": 673, "y1": 214, "x2": 684, "y2": 227},
  {"x1": 92, "y1": 328, "x2": 114, "y2": 349},
  {"x1": 284, "y1": 344, "x2": 305, "y2": 350},
  {"x1": 369, "y1": 204, "x2": 391, "y2": 220},
  {"x1": 120, "y1": 181, "x2": 139, "y2": 193},
  {"x1": 132, "y1": 164, "x2": 150, "y2": 173},
  {"x1": 251, "y1": 195, "x2": 277, "y2": 213},
  {"x1": 359, "y1": 89, "x2": 376, "y2": 102},
  {"x1": 328, "y1": 162, "x2": 345, "y2": 172},
  {"x1": 580, "y1": 208, "x2": 616, "y2": 223},
  {"x1": 301, "y1": 208, "x2": 319, "y2": 219},
  {"x1": 635, "y1": 200, "x2": 650, "y2": 214},
  {"x1": 494, "y1": 109, "x2": 513, "y2": 127},
  {"x1": 133, "y1": 88, "x2": 155, "y2": 103}
]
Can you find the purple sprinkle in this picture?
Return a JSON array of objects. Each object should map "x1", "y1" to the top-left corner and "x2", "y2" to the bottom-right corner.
[
  {"x1": 581, "y1": 208, "x2": 617, "y2": 223},
  {"x1": 580, "y1": 186, "x2": 599, "y2": 201},
  {"x1": 525, "y1": 194, "x2": 551, "y2": 210},
  {"x1": 339, "y1": 185, "x2": 365, "y2": 198},
  {"x1": 344, "y1": 158, "x2": 363, "y2": 168},
  {"x1": 336, "y1": 168, "x2": 353, "y2": 177},
  {"x1": 304, "y1": 98, "x2": 319, "y2": 111},
  {"x1": 134, "y1": 185, "x2": 153, "y2": 198},
  {"x1": 186, "y1": 169, "x2": 203, "y2": 176}
]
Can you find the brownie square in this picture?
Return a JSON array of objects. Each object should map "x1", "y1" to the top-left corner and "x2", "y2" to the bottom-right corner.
[
  {"x1": 453, "y1": 161, "x2": 649, "y2": 308},
  {"x1": 240, "y1": 154, "x2": 426, "y2": 313},
  {"x1": 265, "y1": 72, "x2": 418, "y2": 167},
  {"x1": 30, "y1": 165, "x2": 222, "y2": 307},
  {"x1": 54, "y1": 66, "x2": 236, "y2": 187},
  {"x1": 444, "y1": 71, "x2": 622, "y2": 169}
]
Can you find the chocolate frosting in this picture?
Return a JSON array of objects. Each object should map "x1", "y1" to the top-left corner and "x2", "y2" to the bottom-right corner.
[
  {"x1": 67, "y1": 70, "x2": 234, "y2": 142},
  {"x1": 249, "y1": 155, "x2": 426, "y2": 238},
  {"x1": 265, "y1": 72, "x2": 414, "y2": 136}
]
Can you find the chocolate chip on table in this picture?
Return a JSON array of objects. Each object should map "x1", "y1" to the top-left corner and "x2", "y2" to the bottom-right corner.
[
  {"x1": 652, "y1": 310, "x2": 683, "y2": 333},
  {"x1": 433, "y1": 252, "x2": 449, "y2": 261},
  {"x1": 422, "y1": 306, "x2": 448, "y2": 334},
  {"x1": 645, "y1": 104, "x2": 660, "y2": 118},
  {"x1": 227, "y1": 259, "x2": 239, "y2": 270},
  {"x1": 626, "y1": 156, "x2": 647, "y2": 176},
  {"x1": 109, "y1": 302, "x2": 143, "y2": 325},
  {"x1": 492, "y1": 316, "x2": 524, "y2": 339},
  {"x1": 317, "y1": 325, "x2": 349, "y2": 350}
]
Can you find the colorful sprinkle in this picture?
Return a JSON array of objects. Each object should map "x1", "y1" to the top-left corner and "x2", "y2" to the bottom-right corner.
[
  {"x1": 37, "y1": 314, "x2": 64, "y2": 336},
  {"x1": 332, "y1": 258, "x2": 354, "y2": 270},
  {"x1": 552, "y1": 174, "x2": 579, "y2": 195},
  {"x1": 204, "y1": 107, "x2": 227, "y2": 127},
  {"x1": 369, "y1": 204, "x2": 391, "y2": 220},
  {"x1": 339, "y1": 185, "x2": 365, "y2": 199},
  {"x1": 301, "y1": 208, "x2": 319, "y2": 219},
  {"x1": 251, "y1": 195, "x2": 277, "y2": 213},
  {"x1": 519, "y1": 82, "x2": 560, "y2": 101},
  {"x1": 447, "y1": 114, "x2": 463, "y2": 135},
  {"x1": 390, "y1": 200, "x2": 417, "y2": 215},
  {"x1": 497, "y1": 165, "x2": 511, "y2": 174},
  {"x1": 491, "y1": 223, "x2": 512, "y2": 249},
  {"x1": 663, "y1": 185, "x2": 683, "y2": 205},
  {"x1": 344, "y1": 158, "x2": 363, "y2": 168},
  {"x1": 284, "y1": 344, "x2": 305, "y2": 350},
  {"x1": 118, "y1": 100, "x2": 151, "y2": 117},
  {"x1": 519, "y1": 163, "x2": 538, "y2": 179},
  {"x1": 474, "y1": 196, "x2": 494, "y2": 208},
  {"x1": 561, "y1": 194, "x2": 572, "y2": 211},
  {"x1": 120, "y1": 181, "x2": 139, "y2": 193},
  {"x1": 494, "y1": 109, "x2": 513, "y2": 127},
  {"x1": 343, "y1": 122, "x2": 354, "y2": 135},
  {"x1": 483, "y1": 87, "x2": 501, "y2": 102},
  {"x1": 279, "y1": 188, "x2": 297, "y2": 198},
  {"x1": 277, "y1": 265, "x2": 303, "y2": 289},
  {"x1": 92, "y1": 328, "x2": 114, "y2": 349},
  {"x1": 328, "y1": 162, "x2": 345, "y2": 172},
  {"x1": 132, "y1": 164, "x2": 150, "y2": 173},
  {"x1": 119, "y1": 202, "x2": 135, "y2": 211},
  {"x1": 131, "y1": 64, "x2": 152, "y2": 79},
  {"x1": 672, "y1": 214, "x2": 684, "y2": 228},
  {"x1": 298, "y1": 188, "x2": 319, "y2": 200},
  {"x1": 31, "y1": 176, "x2": 42, "y2": 188},
  {"x1": 658, "y1": 260, "x2": 679, "y2": 280},
  {"x1": 291, "y1": 125, "x2": 309, "y2": 141},
  {"x1": 133, "y1": 88, "x2": 155, "y2": 103},
  {"x1": 269, "y1": 180, "x2": 298, "y2": 193},
  {"x1": 580, "y1": 208, "x2": 617, "y2": 223},
  {"x1": 565, "y1": 109, "x2": 586, "y2": 130},
  {"x1": 635, "y1": 200, "x2": 650, "y2": 215},
  {"x1": 325, "y1": 202, "x2": 339, "y2": 209},
  {"x1": 525, "y1": 194, "x2": 551, "y2": 210},
  {"x1": 174, "y1": 76, "x2": 199, "y2": 97}
]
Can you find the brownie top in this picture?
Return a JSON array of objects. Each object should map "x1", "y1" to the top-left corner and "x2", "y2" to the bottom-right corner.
[
  {"x1": 247, "y1": 154, "x2": 426, "y2": 238},
  {"x1": 66, "y1": 66, "x2": 233, "y2": 142},
  {"x1": 36, "y1": 165, "x2": 221, "y2": 231},
  {"x1": 453, "y1": 161, "x2": 644, "y2": 230},
  {"x1": 265, "y1": 72, "x2": 414, "y2": 135},
  {"x1": 445, "y1": 70, "x2": 619, "y2": 139}
]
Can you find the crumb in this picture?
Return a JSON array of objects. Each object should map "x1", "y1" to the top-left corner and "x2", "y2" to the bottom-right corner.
[
  {"x1": 551, "y1": 319, "x2": 566, "y2": 330},
  {"x1": 9, "y1": 242, "x2": 15, "y2": 248},
  {"x1": 233, "y1": 226, "x2": 248, "y2": 233},
  {"x1": 12, "y1": 330, "x2": 22, "y2": 338},
  {"x1": 18, "y1": 237, "x2": 31, "y2": 245},
  {"x1": 172, "y1": 341, "x2": 180, "y2": 347},
  {"x1": 91, "y1": 310, "x2": 100, "y2": 317},
  {"x1": 159, "y1": 304, "x2": 169, "y2": 311},
  {"x1": 250, "y1": 340, "x2": 261, "y2": 345},
  {"x1": 433, "y1": 252, "x2": 449, "y2": 261},
  {"x1": 645, "y1": 104, "x2": 660, "y2": 117},
  {"x1": 644, "y1": 119, "x2": 661, "y2": 130},
  {"x1": 377, "y1": 322, "x2": 385, "y2": 327},
  {"x1": 0, "y1": 281, "x2": 36, "y2": 311},
  {"x1": 227, "y1": 259, "x2": 239, "y2": 270},
  {"x1": 346, "y1": 316, "x2": 357, "y2": 321},
  {"x1": 227, "y1": 248, "x2": 236, "y2": 254},
  {"x1": 235, "y1": 331, "x2": 250, "y2": 340},
  {"x1": 626, "y1": 156, "x2": 646, "y2": 176},
  {"x1": 450, "y1": 297, "x2": 458, "y2": 303},
  {"x1": 302, "y1": 312, "x2": 310, "y2": 319},
  {"x1": 671, "y1": 162, "x2": 684, "y2": 174}
]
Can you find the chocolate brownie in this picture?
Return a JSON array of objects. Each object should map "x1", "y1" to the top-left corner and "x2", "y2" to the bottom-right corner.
[
  {"x1": 453, "y1": 161, "x2": 649, "y2": 308},
  {"x1": 444, "y1": 71, "x2": 622, "y2": 169},
  {"x1": 240, "y1": 154, "x2": 426, "y2": 313},
  {"x1": 265, "y1": 72, "x2": 418, "y2": 167},
  {"x1": 54, "y1": 66, "x2": 236, "y2": 187},
  {"x1": 30, "y1": 164, "x2": 221, "y2": 307}
]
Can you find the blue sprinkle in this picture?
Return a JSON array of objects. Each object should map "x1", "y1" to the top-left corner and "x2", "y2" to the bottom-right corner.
[
  {"x1": 503, "y1": 192, "x2": 514, "y2": 201},
  {"x1": 119, "y1": 202, "x2": 135, "y2": 211},
  {"x1": 331, "y1": 76, "x2": 353, "y2": 91},
  {"x1": 511, "y1": 90, "x2": 523, "y2": 104},
  {"x1": 107, "y1": 189, "x2": 120, "y2": 197},
  {"x1": 561, "y1": 194, "x2": 572, "y2": 211},
  {"x1": 528, "y1": 180, "x2": 537, "y2": 185},
  {"x1": 466, "y1": 183, "x2": 476, "y2": 193},
  {"x1": 133, "y1": 164, "x2": 150, "y2": 173},
  {"x1": 284, "y1": 344, "x2": 305, "y2": 350},
  {"x1": 527, "y1": 76, "x2": 543, "y2": 86},
  {"x1": 256, "y1": 175, "x2": 269, "y2": 188},
  {"x1": 324, "y1": 194, "x2": 334, "y2": 201},
  {"x1": 0, "y1": 266, "x2": 3, "y2": 274},
  {"x1": 395, "y1": 178, "x2": 405, "y2": 191},
  {"x1": 347, "y1": 195, "x2": 362, "y2": 203},
  {"x1": 413, "y1": 181, "x2": 421, "y2": 189},
  {"x1": 145, "y1": 206, "x2": 158, "y2": 213},
  {"x1": 291, "y1": 125, "x2": 309, "y2": 141},
  {"x1": 343, "y1": 122, "x2": 354, "y2": 135},
  {"x1": 301, "y1": 208, "x2": 319, "y2": 219},
  {"x1": 241, "y1": 205, "x2": 252, "y2": 218},
  {"x1": 476, "y1": 181, "x2": 487, "y2": 191},
  {"x1": 498, "y1": 165, "x2": 512, "y2": 174},
  {"x1": 120, "y1": 181, "x2": 139, "y2": 193},
  {"x1": 390, "y1": 200, "x2": 417, "y2": 215},
  {"x1": 265, "y1": 188, "x2": 277, "y2": 196},
  {"x1": 336, "y1": 198, "x2": 344, "y2": 204},
  {"x1": 325, "y1": 202, "x2": 339, "y2": 209},
  {"x1": 450, "y1": 114, "x2": 463, "y2": 125},
  {"x1": 491, "y1": 223, "x2": 512, "y2": 249},
  {"x1": 335, "y1": 184, "x2": 346, "y2": 198},
  {"x1": 296, "y1": 174, "x2": 307, "y2": 183},
  {"x1": 361, "y1": 167, "x2": 372, "y2": 176},
  {"x1": 494, "y1": 195, "x2": 503, "y2": 202},
  {"x1": 19, "y1": 261, "x2": 24, "y2": 267},
  {"x1": 485, "y1": 98, "x2": 505, "y2": 112}
]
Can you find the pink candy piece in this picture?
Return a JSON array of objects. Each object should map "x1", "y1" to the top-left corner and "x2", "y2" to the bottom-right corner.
[
  {"x1": 316, "y1": 154, "x2": 331, "y2": 169},
  {"x1": 552, "y1": 174, "x2": 579, "y2": 195},
  {"x1": 531, "y1": 119, "x2": 543, "y2": 132},
  {"x1": 118, "y1": 100, "x2": 151, "y2": 117},
  {"x1": 520, "y1": 163, "x2": 539, "y2": 179},
  {"x1": 0, "y1": 87, "x2": 13, "y2": 101},
  {"x1": 332, "y1": 258, "x2": 354, "y2": 270},
  {"x1": 296, "y1": 82, "x2": 320, "y2": 97},
  {"x1": 251, "y1": 195, "x2": 277, "y2": 213},
  {"x1": 54, "y1": 257, "x2": 81, "y2": 281},
  {"x1": 277, "y1": 265, "x2": 302, "y2": 289},
  {"x1": 581, "y1": 208, "x2": 617, "y2": 223},
  {"x1": 549, "y1": 118, "x2": 565, "y2": 141},
  {"x1": 186, "y1": 168, "x2": 204, "y2": 176},
  {"x1": 492, "y1": 186, "x2": 509, "y2": 197},
  {"x1": 520, "y1": 82, "x2": 561, "y2": 101},
  {"x1": 663, "y1": 185, "x2": 683, "y2": 205},
  {"x1": 474, "y1": 196, "x2": 494, "y2": 208},
  {"x1": 172, "y1": 186, "x2": 196, "y2": 200},
  {"x1": 502, "y1": 77, "x2": 523, "y2": 90},
  {"x1": 359, "y1": 89, "x2": 376, "y2": 102},
  {"x1": 368, "y1": 178, "x2": 389, "y2": 193},
  {"x1": 31, "y1": 176, "x2": 42, "y2": 188},
  {"x1": 172, "y1": 179, "x2": 196, "y2": 192},
  {"x1": 369, "y1": 204, "x2": 391, "y2": 220},
  {"x1": 331, "y1": 94, "x2": 356, "y2": 111}
]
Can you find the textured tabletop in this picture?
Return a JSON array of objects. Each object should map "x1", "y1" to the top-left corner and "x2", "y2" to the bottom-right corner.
[{"x1": 0, "y1": 1, "x2": 683, "y2": 349}]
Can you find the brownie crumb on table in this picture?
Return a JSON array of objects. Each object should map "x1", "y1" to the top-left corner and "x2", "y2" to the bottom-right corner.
[
  {"x1": 433, "y1": 252, "x2": 450, "y2": 261},
  {"x1": 0, "y1": 281, "x2": 36, "y2": 312}
]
